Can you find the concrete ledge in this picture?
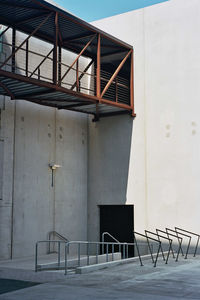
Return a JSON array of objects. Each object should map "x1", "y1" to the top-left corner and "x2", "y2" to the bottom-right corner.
[
  {"x1": 38, "y1": 252, "x2": 121, "y2": 270},
  {"x1": 75, "y1": 252, "x2": 168, "y2": 274}
]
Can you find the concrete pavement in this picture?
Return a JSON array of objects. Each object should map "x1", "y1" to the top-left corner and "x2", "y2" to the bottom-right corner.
[{"x1": 0, "y1": 254, "x2": 200, "y2": 299}]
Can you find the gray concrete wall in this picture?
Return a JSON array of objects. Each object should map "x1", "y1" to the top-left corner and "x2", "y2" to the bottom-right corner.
[
  {"x1": 0, "y1": 29, "x2": 88, "y2": 259},
  {"x1": 0, "y1": 98, "x2": 88, "y2": 260},
  {"x1": 0, "y1": 96, "x2": 15, "y2": 259}
]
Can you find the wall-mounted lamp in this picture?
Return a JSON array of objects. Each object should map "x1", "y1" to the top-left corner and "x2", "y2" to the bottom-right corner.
[
  {"x1": 49, "y1": 163, "x2": 62, "y2": 187},
  {"x1": 49, "y1": 164, "x2": 62, "y2": 170}
]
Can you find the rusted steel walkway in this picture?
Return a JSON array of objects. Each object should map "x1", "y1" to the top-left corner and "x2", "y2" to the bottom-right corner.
[{"x1": 0, "y1": 0, "x2": 135, "y2": 120}]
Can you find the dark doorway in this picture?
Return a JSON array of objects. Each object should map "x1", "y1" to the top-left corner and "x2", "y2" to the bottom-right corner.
[{"x1": 100, "y1": 205, "x2": 134, "y2": 256}]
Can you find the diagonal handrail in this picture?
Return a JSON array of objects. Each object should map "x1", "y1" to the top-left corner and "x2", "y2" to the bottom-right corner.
[
  {"x1": 29, "y1": 48, "x2": 54, "y2": 78},
  {"x1": 101, "y1": 50, "x2": 132, "y2": 98},
  {"x1": 35, "y1": 240, "x2": 143, "y2": 274},
  {"x1": 59, "y1": 34, "x2": 97, "y2": 83},
  {"x1": 0, "y1": 13, "x2": 53, "y2": 70},
  {"x1": 0, "y1": 25, "x2": 10, "y2": 39},
  {"x1": 166, "y1": 228, "x2": 191, "y2": 259},
  {"x1": 156, "y1": 228, "x2": 182, "y2": 262},
  {"x1": 145, "y1": 230, "x2": 170, "y2": 263},
  {"x1": 134, "y1": 231, "x2": 161, "y2": 267},
  {"x1": 174, "y1": 228, "x2": 192, "y2": 259},
  {"x1": 153, "y1": 230, "x2": 173, "y2": 264},
  {"x1": 175, "y1": 227, "x2": 200, "y2": 257},
  {"x1": 70, "y1": 59, "x2": 93, "y2": 91},
  {"x1": 48, "y1": 231, "x2": 69, "y2": 254}
]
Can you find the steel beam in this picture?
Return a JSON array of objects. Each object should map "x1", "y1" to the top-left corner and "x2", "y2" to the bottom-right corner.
[
  {"x1": 101, "y1": 50, "x2": 132, "y2": 98},
  {"x1": 0, "y1": 25, "x2": 10, "y2": 39},
  {"x1": 12, "y1": 28, "x2": 16, "y2": 73},
  {"x1": 71, "y1": 60, "x2": 93, "y2": 91},
  {"x1": 0, "y1": 81, "x2": 14, "y2": 99},
  {"x1": 76, "y1": 59, "x2": 79, "y2": 92},
  {"x1": 16, "y1": 12, "x2": 49, "y2": 25},
  {"x1": 96, "y1": 34, "x2": 101, "y2": 98},
  {"x1": 0, "y1": 69, "x2": 97, "y2": 103},
  {"x1": 58, "y1": 46, "x2": 62, "y2": 82},
  {"x1": 0, "y1": 13, "x2": 53, "y2": 70},
  {"x1": 0, "y1": 2, "x2": 46, "y2": 10},
  {"x1": 30, "y1": 0, "x2": 132, "y2": 50},
  {"x1": 130, "y1": 50, "x2": 134, "y2": 116},
  {"x1": 100, "y1": 98, "x2": 132, "y2": 111},
  {"x1": 60, "y1": 34, "x2": 96, "y2": 83},
  {"x1": 64, "y1": 33, "x2": 95, "y2": 43},
  {"x1": 53, "y1": 12, "x2": 58, "y2": 84},
  {"x1": 25, "y1": 40, "x2": 29, "y2": 76},
  {"x1": 29, "y1": 48, "x2": 54, "y2": 78},
  {"x1": 58, "y1": 102, "x2": 93, "y2": 109},
  {"x1": 99, "y1": 110, "x2": 130, "y2": 118}
]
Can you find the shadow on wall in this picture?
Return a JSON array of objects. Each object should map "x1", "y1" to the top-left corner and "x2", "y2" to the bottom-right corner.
[{"x1": 88, "y1": 114, "x2": 134, "y2": 241}]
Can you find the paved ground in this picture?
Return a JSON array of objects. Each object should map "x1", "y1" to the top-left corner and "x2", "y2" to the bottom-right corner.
[
  {"x1": 0, "y1": 254, "x2": 200, "y2": 299},
  {"x1": 0, "y1": 279, "x2": 40, "y2": 295}
]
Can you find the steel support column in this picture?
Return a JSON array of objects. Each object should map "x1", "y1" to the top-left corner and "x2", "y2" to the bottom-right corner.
[
  {"x1": 96, "y1": 34, "x2": 101, "y2": 98},
  {"x1": 130, "y1": 50, "x2": 135, "y2": 116},
  {"x1": 12, "y1": 28, "x2": 16, "y2": 73},
  {"x1": 25, "y1": 40, "x2": 29, "y2": 76},
  {"x1": 58, "y1": 45, "x2": 62, "y2": 83},
  {"x1": 53, "y1": 12, "x2": 58, "y2": 84},
  {"x1": 76, "y1": 59, "x2": 79, "y2": 92}
]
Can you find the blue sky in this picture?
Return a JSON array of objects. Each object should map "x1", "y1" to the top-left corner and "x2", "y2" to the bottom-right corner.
[{"x1": 55, "y1": 0, "x2": 168, "y2": 22}]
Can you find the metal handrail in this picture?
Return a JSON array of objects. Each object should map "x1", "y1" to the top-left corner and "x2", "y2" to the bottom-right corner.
[
  {"x1": 48, "y1": 231, "x2": 69, "y2": 242},
  {"x1": 35, "y1": 239, "x2": 145, "y2": 274},
  {"x1": 35, "y1": 240, "x2": 66, "y2": 272},
  {"x1": 102, "y1": 232, "x2": 120, "y2": 243},
  {"x1": 102, "y1": 232, "x2": 120, "y2": 256},
  {"x1": 156, "y1": 228, "x2": 182, "y2": 262},
  {"x1": 134, "y1": 231, "x2": 161, "y2": 267},
  {"x1": 64, "y1": 240, "x2": 142, "y2": 275},
  {"x1": 145, "y1": 230, "x2": 173, "y2": 264},
  {"x1": 166, "y1": 228, "x2": 191, "y2": 259},
  {"x1": 175, "y1": 227, "x2": 200, "y2": 257},
  {"x1": 48, "y1": 231, "x2": 69, "y2": 254}
]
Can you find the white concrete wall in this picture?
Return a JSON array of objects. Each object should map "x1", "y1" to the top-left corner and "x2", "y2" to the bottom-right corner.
[{"x1": 90, "y1": 0, "x2": 200, "y2": 239}]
